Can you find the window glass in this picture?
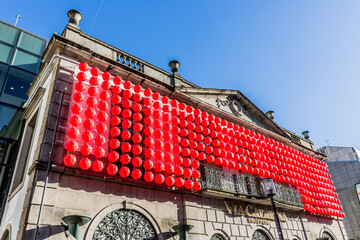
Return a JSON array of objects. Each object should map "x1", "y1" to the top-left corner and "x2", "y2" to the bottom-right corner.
[
  {"x1": 11, "y1": 49, "x2": 41, "y2": 73},
  {"x1": 18, "y1": 32, "x2": 46, "y2": 56},
  {"x1": 1, "y1": 67, "x2": 35, "y2": 105},
  {"x1": 0, "y1": 43, "x2": 14, "y2": 64},
  {"x1": 0, "y1": 21, "x2": 19, "y2": 45},
  {"x1": 0, "y1": 63, "x2": 9, "y2": 93},
  {"x1": 0, "y1": 105, "x2": 17, "y2": 130}
]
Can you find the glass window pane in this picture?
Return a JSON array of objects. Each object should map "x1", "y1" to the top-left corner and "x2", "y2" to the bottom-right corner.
[
  {"x1": 1, "y1": 67, "x2": 35, "y2": 105},
  {"x1": 0, "y1": 43, "x2": 14, "y2": 64},
  {"x1": 0, "y1": 63, "x2": 9, "y2": 92},
  {"x1": 0, "y1": 21, "x2": 19, "y2": 45},
  {"x1": 0, "y1": 105, "x2": 17, "y2": 130},
  {"x1": 18, "y1": 32, "x2": 46, "y2": 55},
  {"x1": 12, "y1": 49, "x2": 41, "y2": 73}
]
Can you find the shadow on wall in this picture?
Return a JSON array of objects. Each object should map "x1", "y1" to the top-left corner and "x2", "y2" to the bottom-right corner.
[{"x1": 24, "y1": 225, "x2": 64, "y2": 240}]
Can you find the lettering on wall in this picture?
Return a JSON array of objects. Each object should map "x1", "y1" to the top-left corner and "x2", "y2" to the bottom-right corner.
[{"x1": 224, "y1": 200, "x2": 287, "y2": 224}]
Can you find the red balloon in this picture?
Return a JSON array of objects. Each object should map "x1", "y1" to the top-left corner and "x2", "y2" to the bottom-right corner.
[
  {"x1": 111, "y1": 106, "x2": 121, "y2": 116},
  {"x1": 75, "y1": 82, "x2": 86, "y2": 92},
  {"x1": 111, "y1": 95, "x2": 121, "y2": 104},
  {"x1": 102, "y1": 72, "x2": 111, "y2": 81},
  {"x1": 92, "y1": 160, "x2": 104, "y2": 172},
  {"x1": 71, "y1": 103, "x2": 83, "y2": 114},
  {"x1": 98, "y1": 101, "x2": 109, "y2": 111},
  {"x1": 155, "y1": 151, "x2": 164, "y2": 160},
  {"x1": 119, "y1": 167, "x2": 130, "y2": 177},
  {"x1": 90, "y1": 67, "x2": 100, "y2": 76},
  {"x1": 132, "y1": 145, "x2": 143, "y2": 155},
  {"x1": 144, "y1": 160, "x2": 154, "y2": 170},
  {"x1": 109, "y1": 139, "x2": 120, "y2": 149},
  {"x1": 79, "y1": 158, "x2": 91, "y2": 170},
  {"x1": 175, "y1": 166, "x2": 184, "y2": 176},
  {"x1": 110, "y1": 127, "x2": 120, "y2": 137},
  {"x1": 83, "y1": 119, "x2": 95, "y2": 130},
  {"x1": 145, "y1": 148, "x2": 155, "y2": 158},
  {"x1": 192, "y1": 170, "x2": 201, "y2": 179},
  {"x1": 63, "y1": 154, "x2": 76, "y2": 166},
  {"x1": 183, "y1": 168, "x2": 192, "y2": 178},
  {"x1": 144, "y1": 172, "x2": 154, "y2": 182},
  {"x1": 175, "y1": 178, "x2": 184, "y2": 187},
  {"x1": 82, "y1": 131, "x2": 94, "y2": 142},
  {"x1": 85, "y1": 108, "x2": 96, "y2": 118},
  {"x1": 73, "y1": 92, "x2": 85, "y2": 102},
  {"x1": 107, "y1": 164, "x2": 118, "y2": 175},
  {"x1": 66, "y1": 141, "x2": 78, "y2": 152},
  {"x1": 80, "y1": 144, "x2": 92, "y2": 156},
  {"x1": 193, "y1": 181, "x2": 201, "y2": 191},
  {"x1": 113, "y1": 76, "x2": 122, "y2": 85},
  {"x1": 95, "y1": 135, "x2": 106, "y2": 146},
  {"x1": 120, "y1": 154, "x2": 131, "y2": 164},
  {"x1": 111, "y1": 116, "x2": 121, "y2": 126},
  {"x1": 108, "y1": 151, "x2": 119, "y2": 162},
  {"x1": 77, "y1": 71, "x2": 87, "y2": 81},
  {"x1": 97, "y1": 112, "x2": 108, "y2": 121},
  {"x1": 101, "y1": 81, "x2": 111, "y2": 90},
  {"x1": 68, "y1": 127, "x2": 80, "y2": 138},
  {"x1": 86, "y1": 97, "x2": 98, "y2": 107},
  {"x1": 165, "y1": 164, "x2": 174, "y2": 174},
  {"x1": 88, "y1": 86, "x2": 99, "y2": 96},
  {"x1": 165, "y1": 176, "x2": 175, "y2": 186},
  {"x1": 184, "y1": 180, "x2": 193, "y2": 189},
  {"x1": 183, "y1": 158, "x2": 191, "y2": 167},
  {"x1": 121, "y1": 142, "x2": 132, "y2": 153},
  {"x1": 132, "y1": 157, "x2": 142, "y2": 167},
  {"x1": 96, "y1": 122, "x2": 107, "y2": 133},
  {"x1": 154, "y1": 174, "x2": 165, "y2": 184},
  {"x1": 100, "y1": 90, "x2": 111, "y2": 100},
  {"x1": 165, "y1": 153, "x2": 174, "y2": 162},
  {"x1": 131, "y1": 169, "x2": 142, "y2": 180},
  {"x1": 94, "y1": 147, "x2": 105, "y2": 158},
  {"x1": 155, "y1": 162, "x2": 164, "y2": 172},
  {"x1": 90, "y1": 76, "x2": 100, "y2": 85},
  {"x1": 79, "y1": 62, "x2": 89, "y2": 71}
]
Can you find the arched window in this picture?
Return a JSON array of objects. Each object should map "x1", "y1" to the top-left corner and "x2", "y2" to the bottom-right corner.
[
  {"x1": 92, "y1": 209, "x2": 158, "y2": 240},
  {"x1": 211, "y1": 233, "x2": 226, "y2": 240},
  {"x1": 321, "y1": 232, "x2": 334, "y2": 240},
  {"x1": 252, "y1": 230, "x2": 271, "y2": 240},
  {"x1": 1, "y1": 230, "x2": 10, "y2": 240}
]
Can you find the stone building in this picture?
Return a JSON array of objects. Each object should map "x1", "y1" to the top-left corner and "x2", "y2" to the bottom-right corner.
[
  {"x1": 0, "y1": 10, "x2": 348, "y2": 240},
  {"x1": 318, "y1": 146, "x2": 360, "y2": 239}
]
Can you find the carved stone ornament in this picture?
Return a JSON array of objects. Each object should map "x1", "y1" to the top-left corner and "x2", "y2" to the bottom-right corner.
[
  {"x1": 251, "y1": 230, "x2": 270, "y2": 240},
  {"x1": 92, "y1": 209, "x2": 158, "y2": 240}
]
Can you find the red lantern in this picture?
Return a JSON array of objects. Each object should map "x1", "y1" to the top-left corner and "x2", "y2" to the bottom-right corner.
[
  {"x1": 83, "y1": 119, "x2": 95, "y2": 130},
  {"x1": 88, "y1": 86, "x2": 99, "y2": 96},
  {"x1": 79, "y1": 62, "x2": 89, "y2": 71},
  {"x1": 75, "y1": 82, "x2": 86, "y2": 92},
  {"x1": 183, "y1": 168, "x2": 192, "y2": 178},
  {"x1": 63, "y1": 154, "x2": 76, "y2": 166},
  {"x1": 192, "y1": 170, "x2": 201, "y2": 179},
  {"x1": 77, "y1": 71, "x2": 87, "y2": 81},
  {"x1": 182, "y1": 158, "x2": 191, "y2": 167},
  {"x1": 82, "y1": 131, "x2": 94, "y2": 142},
  {"x1": 86, "y1": 97, "x2": 98, "y2": 107},
  {"x1": 132, "y1": 157, "x2": 142, "y2": 167},
  {"x1": 119, "y1": 167, "x2": 130, "y2": 177},
  {"x1": 175, "y1": 166, "x2": 184, "y2": 176},
  {"x1": 85, "y1": 108, "x2": 96, "y2": 118},
  {"x1": 68, "y1": 127, "x2": 80, "y2": 138},
  {"x1": 96, "y1": 122, "x2": 107, "y2": 133},
  {"x1": 102, "y1": 72, "x2": 111, "y2": 81},
  {"x1": 101, "y1": 81, "x2": 111, "y2": 90},
  {"x1": 131, "y1": 169, "x2": 142, "y2": 180},
  {"x1": 80, "y1": 144, "x2": 92, "y2": 156},
  {"x1": 165, "y1": 176, "x2": 175, "y2": 186},
  {"x1": 65, "y1": 141, "x2": 78, "y2": 152},
  {"x1": 120, "y1": 154, "x2": 131, "y2": 164},
  {"x1": 108, "y1": 151, "x2": 119, "y2": 162},
  {"x1": 155, "y1": 174, "x2": 165, "y2": 184},
  {"x1": 95, "y1": 135, "x2": 106, "y2": 146},
  {"x1": 107, "y1": 164, "x2": 118, "y2": 175},
  {"x1": 79, "y1": 158, "x2": 91, "y2": 170},
  {"x1": 71, "y1": 103, "x2": 83, "y2": 114},
  {"x1": 132, "y1": 145, "x2": 143, "y2": 155},
  {"x1": 144, "y1": 160, "x2": 154, "y2": 170},
  {"x1": 92, "y1": 160, "x2": 104, "y2": 172},
  {"x1": 94, "y1": 147, "x2": 105, "y2": 158},
  {"x1": 73, "y1": 92, "x2": 85, "y2": 102},
  {"x1": 175, "y1": 178, "x2": 184, "y2": 187},
  {"x1": 121, "y1": 142, "x2": 131, "y2": 153},
  {"x1": 144, "y1": 172, "x2": 154, "y2": 182},
  {"x1": 184, "y1": 180, "x2": 193, "y2": 189},
  {"x1": 193, "y1": 181, "x2": 201, "y2": 191},
  {"x1": 90, "y1": 76, "x2": 100, "y2": 85}
]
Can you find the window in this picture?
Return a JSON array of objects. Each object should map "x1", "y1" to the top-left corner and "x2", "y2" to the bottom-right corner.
[
  {"x1": 211, "y1": 234, "x2": 226, "y2": 240},
  {"x1": 252, "y1": 230, "x2": 271, "y2": 240},
  {"x1": 0, "y1": 67, "x2": 35, "y2": 106},
  {"x1": 11, "y1": 49, "x2": 41, "y2": 73},
  {"x1": 9, "y1": 111, "x2": 37, "y2": 195},
  {"x1": 0, "y1": 21, "x2": 19, "y2": 45},
  {"x1": 17, "y1": 32, "x2": 46, "y2": 56},
  {"x1": 0, "y1": 105, "x2": 17, "y2": 128},
  {"x1": 0, "y1": 43, "x2": 14, "y2": 64}
]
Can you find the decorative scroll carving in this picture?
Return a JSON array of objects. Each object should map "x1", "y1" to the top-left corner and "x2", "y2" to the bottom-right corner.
[{"x1": 92, "y1": 209, "x2": 157, "y2": 240}]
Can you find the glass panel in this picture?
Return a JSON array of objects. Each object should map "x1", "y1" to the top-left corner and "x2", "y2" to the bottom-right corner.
[
  {"x1": 18, "y1": 32, "x2": 46, "y2": 55},
  {"x1": 0, "y1": 63, "x2": 9, "y2": 93},
  {"x1": 0, "y1": 105, "x2": 17, "y2": 130},
  {"x1": 0, "y1": 43, "x2": 14, "y2": 64},
  {"x1": 0, "y1": 21, "x2": 19, "y2": 45},
  {"x1": 12, "y1": 49, "x2": 41, "y2": 73},
  {"x1": 1, "y1": 67, "x2": 35, "y2": 105}
]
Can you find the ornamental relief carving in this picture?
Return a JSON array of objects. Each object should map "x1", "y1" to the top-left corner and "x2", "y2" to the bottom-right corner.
[{"x1": 215, "y1": 97, "x2": 265, "y2": 127}]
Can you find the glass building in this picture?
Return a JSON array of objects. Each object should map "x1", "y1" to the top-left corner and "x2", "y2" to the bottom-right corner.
[{"x1": 0, "y1": 20, "x2": 47, "y2": 132}]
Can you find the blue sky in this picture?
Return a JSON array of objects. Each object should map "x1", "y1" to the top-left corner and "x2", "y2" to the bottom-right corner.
[{"x1": 2, "y1": 1, "x2": 360, "y2": 150}]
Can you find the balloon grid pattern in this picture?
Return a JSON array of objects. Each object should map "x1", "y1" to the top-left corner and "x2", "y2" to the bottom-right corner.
[{"x1": 62, "y1": 62, "x2": 343, "y2": 218}]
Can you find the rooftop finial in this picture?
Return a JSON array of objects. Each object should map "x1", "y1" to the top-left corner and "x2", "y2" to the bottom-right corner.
[
  {"x1": 266, "y1": 110, "x2": 274, "y2": 120},
  {"x1": 15, "y1": 14, "x2": 21, "y2": 26},
  {"x1": 302, "y1": 131, "x2": 310, "y2": 139},
  {"x1": 169, "y1": 60, "x2": 180, "y2": 74},
  {"x1": 67, "y1": 10, "x2": 82, "y2": 27}
]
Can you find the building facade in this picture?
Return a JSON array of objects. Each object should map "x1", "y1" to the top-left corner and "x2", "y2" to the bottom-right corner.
[
  {"x1": 0, "y1": 10, "x2": 348, "y2": 240},
  {"x1": 0, "y1": 20, "x2": 47, "y2": 229},
  {"x1": 318, "y1": 146, "x2": 360, "y2": 239}
]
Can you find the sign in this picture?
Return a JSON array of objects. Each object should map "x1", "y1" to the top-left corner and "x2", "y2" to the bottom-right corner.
[
  {"x1": 356, "y1": 183, "x2": 360, "y2": 203},
  {"x1": 224, "y1": 201, "x2": 287, "y2": 224}
]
